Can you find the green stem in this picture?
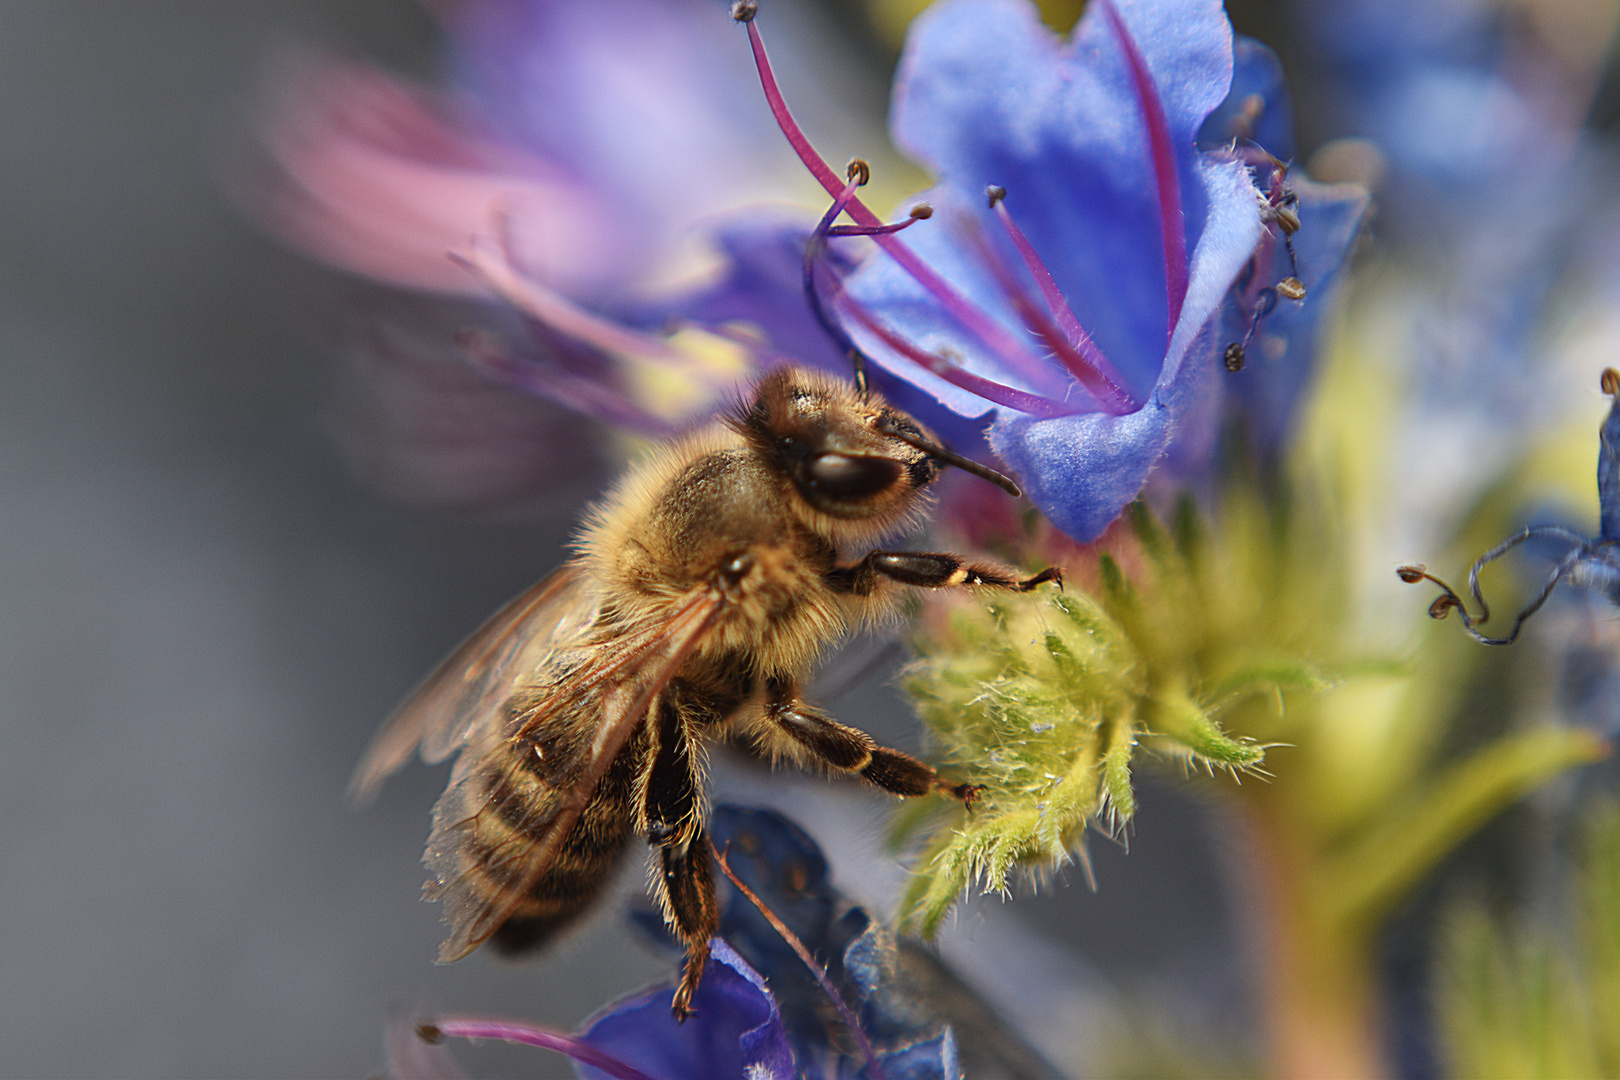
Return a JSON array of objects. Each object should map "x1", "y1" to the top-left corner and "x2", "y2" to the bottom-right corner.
[{"x1": 1239, "y1": 796, "x2": 1387, "y2": 1080}]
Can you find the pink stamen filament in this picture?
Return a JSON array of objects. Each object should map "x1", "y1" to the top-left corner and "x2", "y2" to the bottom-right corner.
[
  {"x1": 979, "y1": 201, "x2": 1137, "y2": 413},
  {"x1": 837, "y1": 293, "x2": 1081, "y2": 419},
  {"x1": 828, "y1": 216, "x2": 922, "y2": 237},
  {"x1": 990, "y1": 200, "x2": 1123, "y2": 383},
  {"x1": 456, "y1": 329, "x2": 679, "y2": 434},
  {"x1": 814, "y1": 175, "x2": 863, "y2": 245},
  {"x1": 453, "y1": 226, "x2": 698, "y2": 374},
  {"x1": 426, "y1": 1018, "x2": 657, "y2": 1080},
  {"x1": 1100, "y1": 0, "x2": 1188, "y2": 341},
  {"x1": 743, "y1": 17, "x2": 1046, "y2": 378}
]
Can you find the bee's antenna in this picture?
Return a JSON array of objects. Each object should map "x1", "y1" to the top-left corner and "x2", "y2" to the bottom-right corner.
[
  {"x1": 877, "y1": 417, "x2": 1022, "y2": 498},
  {"x1": 850, "y1": 348, "x2": 870, "y2": 399}
]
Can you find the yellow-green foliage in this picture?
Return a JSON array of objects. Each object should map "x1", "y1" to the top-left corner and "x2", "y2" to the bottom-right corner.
[
  {"x1": 1441, "y1": 803, "x2": 1620, "y2": 1079},
  {"x1": 896, "y1": 461, "x2": 1604, "y2": 942},
  {"x1": 899, "y1": 493, "x2": 1329, "y2": 936}
]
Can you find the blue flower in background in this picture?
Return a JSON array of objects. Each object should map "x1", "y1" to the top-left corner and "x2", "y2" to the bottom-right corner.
[
  {"x1": 629, "y1": 805, "x2": 1052, "y2": 1079},
  {"x1": 1400, "y1": 370, "x2": 1620, "y2": 645},
  {"x1": 398, "y1": 805, "x2": 1050, "y2": 1079},
  {"x1": 812, "y1": 0, "x2": 1364, "y2": 540}
]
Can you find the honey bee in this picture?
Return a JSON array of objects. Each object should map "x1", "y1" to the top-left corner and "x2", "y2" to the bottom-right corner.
[{"x1": 352, "y1": 366, "x2": 1061, "y2": 1018}]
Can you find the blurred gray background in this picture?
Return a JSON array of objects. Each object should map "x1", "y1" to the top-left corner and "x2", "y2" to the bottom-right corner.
[{"x1": 0, "y1": 3, "x2": 1239, "y2": 1075}]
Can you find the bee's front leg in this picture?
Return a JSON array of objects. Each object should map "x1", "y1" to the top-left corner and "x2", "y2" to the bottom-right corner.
[
  {"x1": 758, "y1": 679, "x2": 980, "y2": 804},
  {"x1": 643, "y1": 695, "x2": 719, "y2": 1021},
  {"x1": 827, "y1": 550, "x2": 1062, "y2": 596}
]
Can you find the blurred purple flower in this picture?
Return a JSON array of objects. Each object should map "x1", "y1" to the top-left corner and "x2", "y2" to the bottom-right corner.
[
  {"x1": 256, "y1": 0, "x2": 829, "y2": 300},
  {"x1": 758, "y1": 0, "x2": 1365, "y2": 540},
  {"x1": 248, "y1": 0, "x2": 870, "y2": 507}
]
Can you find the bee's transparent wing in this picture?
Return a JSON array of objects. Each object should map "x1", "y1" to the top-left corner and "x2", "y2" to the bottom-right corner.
[
  {"x1": 424, "y1": 585, "x2": 728, "y2": 961},
  {"x1": 349, "y1": 562, "x2": 598, "y2": 802}
]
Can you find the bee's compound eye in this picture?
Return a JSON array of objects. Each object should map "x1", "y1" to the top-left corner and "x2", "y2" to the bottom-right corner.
[{"x1": 804, "y1": 453, "x2": 904, "y2": 500}]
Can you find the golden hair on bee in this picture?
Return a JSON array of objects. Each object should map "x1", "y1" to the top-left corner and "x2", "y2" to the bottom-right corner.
[{"x1": 352, "y1": 365, "x2": 1061, "y2": 1019}]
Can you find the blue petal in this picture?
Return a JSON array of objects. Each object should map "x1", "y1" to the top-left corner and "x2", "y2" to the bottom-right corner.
[
  {"x1": 990, "y1": 156, "x2": 1262, "y2": 541},
  {"x1": 838, "y1": 186, "x2": 1060, "y2": 418},
  {"x1": 880, "y1": 0, "x2": 1235, "y2": 390},
  {"x1": 574, "y1": 939, "x2": 795, "y2": 1080},
  {"x1": 989, "y1": 403, "x2": 1174, "y2": 541}
]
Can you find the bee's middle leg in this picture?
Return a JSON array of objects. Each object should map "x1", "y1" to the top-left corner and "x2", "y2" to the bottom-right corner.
[
  {"x1": 643, "y1": 696, "x2": 718, "y2": 1021},
  {"x1": 829, "y1": 550, "x2": 1061, "y2": 595},
  {"x1": 760, "y1": 678, "x2": 980, "y2": 803}
]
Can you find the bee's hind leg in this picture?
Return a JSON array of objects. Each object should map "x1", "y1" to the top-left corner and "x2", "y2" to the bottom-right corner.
[
  {"x1": 643, "y1": 696, "x2": 719, "y2": 1021},
  {"x1": 758, "y1": 678, "x2": 980, "y2": 804},
  {"x1": 660, "y1": 835, "x2": 716, "y2": 1021}
]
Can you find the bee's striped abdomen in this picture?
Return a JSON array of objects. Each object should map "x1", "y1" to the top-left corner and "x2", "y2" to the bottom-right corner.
[{"x1": 486, "y1": 728, "x2": 644, "y2": 954}]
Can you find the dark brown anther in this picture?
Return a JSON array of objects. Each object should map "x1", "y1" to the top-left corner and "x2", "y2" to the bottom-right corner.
[
  {"x1": 730, "y1": 0, "x2": 758, "y2": 22},
  {"x1": 1277, "y1": 276, "x2": 1307, "y2": 301},
  {"x1": 1396, "y1": 565, "x2": 1427, "y2": 584},
  {"x1": 908, "y1": 202, "x2": 934, "y2": 220},
  {"x1": 986, "y1": 184, "x2": 1007, "y2": 208},
  {"x1": 1429, "y1": 595, "x2": 1458, "y2": 620},
  {"x1": 845, "y1": 158, "x2": 870, "y2": 186},
  {"x1": 1275, "y1": 205, "x2": 1301, "y2": 234},
  {"x1": 1603, "y1": 367, "x2": 1620, "y2": 397},
  {"x1": 1224, "y1": 342, "x2": 1246, "y2": 372},
  {"x1": 415, "y1": 1024, "x2": 444, "y2": 1045}
]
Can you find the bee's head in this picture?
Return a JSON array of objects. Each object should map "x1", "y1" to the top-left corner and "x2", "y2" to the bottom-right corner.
[{"x1": 733, "y1": 367, "x2": 1019, "y2": 527}]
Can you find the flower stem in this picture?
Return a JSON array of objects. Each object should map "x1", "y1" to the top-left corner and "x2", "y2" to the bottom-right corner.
[{"x1": 1237, "y1": 795, "x2": 1388, "y2": 1080}]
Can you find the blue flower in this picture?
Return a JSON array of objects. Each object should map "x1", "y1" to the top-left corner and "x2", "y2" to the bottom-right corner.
[
  {"x1": 626, "y1": 805, "x2": 1049, "y2": 1079},
  {"x1": 765, "y1": 0, "x2": 1366, "y2": 539},
  {"x1": 1399, "y1": 370, "x2": 1620, "y2": 645},
  {"x1": 396, "y1": 805, "x2": 1029, "y2": 1079}
]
